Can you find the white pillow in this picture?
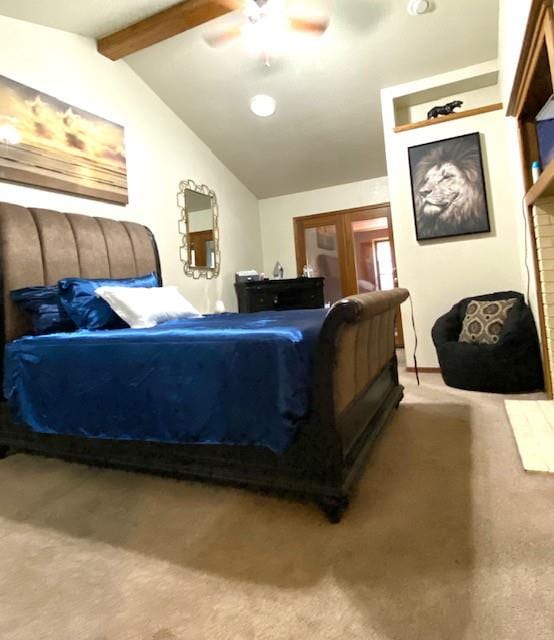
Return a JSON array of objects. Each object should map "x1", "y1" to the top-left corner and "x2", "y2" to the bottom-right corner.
[{"x1": 95, "y1": 285, "x2": 201, "y2": 329}]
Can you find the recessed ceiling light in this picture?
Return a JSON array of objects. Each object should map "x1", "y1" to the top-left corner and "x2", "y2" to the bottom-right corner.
[
  {"x1": 408, "y1": 0, "x2": 430, "y2": 15},
  {"x1": 250, "y1": 94, "x2": 276, "y2": 117}
]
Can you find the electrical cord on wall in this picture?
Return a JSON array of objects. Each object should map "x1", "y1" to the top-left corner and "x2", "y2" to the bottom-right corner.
[
  {"x1": 522, "y1": 195, "x2": 532, "y2": 305},
  {"x1": 408, "y1": 293, "x2": 420, "y2": 386}
]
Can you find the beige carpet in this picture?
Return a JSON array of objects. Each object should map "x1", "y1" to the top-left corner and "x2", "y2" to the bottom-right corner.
[{"x1": 0, "y1": 371, "x2": 553, "y2": 640}]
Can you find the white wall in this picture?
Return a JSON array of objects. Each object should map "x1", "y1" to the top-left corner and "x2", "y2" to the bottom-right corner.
[
  {"x1": 259, "y1": 177, "x2": 389, "y2": 277},
  {"x1": 0, "y1": 15, "x2": 262, "y2": 314},
  {"x1": 382, "y1": 61, "x2": 526, "y2": 367},
  {"x1": 498, "y1": 0, "x2": 533, "y2": 106}
]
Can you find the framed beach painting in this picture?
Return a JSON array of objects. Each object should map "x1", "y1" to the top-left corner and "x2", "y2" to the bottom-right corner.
[
  {"x1": 408, "y1": 132, "x2": 490, "y2": 241},
  {"x1": 0, "y1": 74, "x2": 128, "y2": 204}
]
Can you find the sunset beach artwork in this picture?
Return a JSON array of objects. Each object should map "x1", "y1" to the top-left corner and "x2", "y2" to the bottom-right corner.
[{"x1": 0, "y1": 74, "x2": 128, "y2": 204}]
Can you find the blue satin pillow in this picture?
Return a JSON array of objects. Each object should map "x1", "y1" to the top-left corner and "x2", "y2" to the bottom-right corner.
[
  {"x1": 11, "y1": 285, "x2": 75, "y2": 335},
  {"x1": 58, "y1": 272, "x2": 159, "y2": 330}
]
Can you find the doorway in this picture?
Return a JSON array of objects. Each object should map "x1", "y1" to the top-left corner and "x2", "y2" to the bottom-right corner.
[{"x1": 294, "y1": 203, "x2": 404, "y2": 347}]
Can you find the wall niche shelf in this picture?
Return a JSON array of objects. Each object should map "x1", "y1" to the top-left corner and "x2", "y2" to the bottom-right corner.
[
  {"x1": 393, "y1": 103, "x2": 503, "y2": 133},
  {"x1": 391, "y1": 66, "x2": 500, "y2": 129}
]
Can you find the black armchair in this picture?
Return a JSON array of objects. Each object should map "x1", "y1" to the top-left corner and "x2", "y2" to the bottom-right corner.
[{"x1": 432, "y1": 291, "x2": 544, "y2": 393}]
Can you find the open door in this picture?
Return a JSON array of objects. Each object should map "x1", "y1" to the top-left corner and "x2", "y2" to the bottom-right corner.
[{"x1": 294, "y1": 203, "x2": 404, "y2": 347}]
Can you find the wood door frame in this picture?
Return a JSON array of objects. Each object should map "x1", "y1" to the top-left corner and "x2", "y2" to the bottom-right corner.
[
  {"x1": 293, "y1": 202, "x2": 404, "y2": 346},
  {"x1": 346, "y1": 204, "x2": 404, "y2": 347},
  {"x1": 293, "y1": 211, "x2": 349, "y2": 294},
  {"x1": 294, "y1": 202, "x2": 399, "y2": 290}
]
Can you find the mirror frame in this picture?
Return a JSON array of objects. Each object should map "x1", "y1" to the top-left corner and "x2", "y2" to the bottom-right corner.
[{"x1": 177, "y1": 179, "x2": 220, "y2": 280}]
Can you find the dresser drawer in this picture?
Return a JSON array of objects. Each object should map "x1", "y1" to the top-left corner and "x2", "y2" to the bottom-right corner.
[
  {"x1": 235, "y1": 278, "x2": 324, "y2": 313},
  {"x1": 249, "y1": 293, "x2": 273, "y2": 312}
]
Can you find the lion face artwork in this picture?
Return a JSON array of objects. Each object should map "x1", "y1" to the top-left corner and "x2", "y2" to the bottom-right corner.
[{"x1": 409, "y1": 133, "x2": 490, "y2": 241}]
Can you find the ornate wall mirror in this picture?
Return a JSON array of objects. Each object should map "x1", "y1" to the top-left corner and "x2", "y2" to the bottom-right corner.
[{"x1": 178, "y1": 179, "x2": 220, "y2": 279}]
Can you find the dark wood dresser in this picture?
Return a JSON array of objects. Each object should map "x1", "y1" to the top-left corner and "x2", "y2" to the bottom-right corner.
[{"x1": 235, "y1": 278, "x2": 325, "y2": 313}]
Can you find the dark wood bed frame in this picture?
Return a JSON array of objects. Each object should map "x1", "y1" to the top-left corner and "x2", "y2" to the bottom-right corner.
[{"x1": 0, "y1": 203, "x2": 408, "y2": 522}]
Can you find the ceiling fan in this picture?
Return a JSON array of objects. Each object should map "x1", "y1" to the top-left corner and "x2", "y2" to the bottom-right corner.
[{"x1": 204, "y1": 0, "x2": 330, "y2": 62}]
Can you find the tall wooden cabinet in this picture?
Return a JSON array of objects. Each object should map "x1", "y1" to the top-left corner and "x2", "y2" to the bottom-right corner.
[{"x1": 508, "y1": 0, "x2": 554, "y2": 396}]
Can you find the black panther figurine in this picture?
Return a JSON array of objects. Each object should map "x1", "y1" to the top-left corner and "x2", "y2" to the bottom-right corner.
[{"x1": 427, "y1": 100, "x2": 464, "y2": 119}]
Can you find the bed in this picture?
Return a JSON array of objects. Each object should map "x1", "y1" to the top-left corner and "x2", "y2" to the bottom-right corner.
[{"x1": 0, "y1": 202, "x2": 408, "y2": 522}]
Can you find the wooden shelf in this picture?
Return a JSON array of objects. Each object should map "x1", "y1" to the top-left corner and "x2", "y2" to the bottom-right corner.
[
  {"x1": 393, "y1": 103, "x2": 503, "y2": 133},
  {"x1": 525, "y1": 160, "x2": 554, "y2": 206}
]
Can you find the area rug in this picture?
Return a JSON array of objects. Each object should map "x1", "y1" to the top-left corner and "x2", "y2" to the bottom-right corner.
[{"x1": 0, "y1": 372, "x2": 552, "y2": 640}]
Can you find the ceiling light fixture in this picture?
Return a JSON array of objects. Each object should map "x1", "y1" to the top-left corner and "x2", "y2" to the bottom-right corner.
[
  {"x1": 250, "y1": 94, "x2": 276, "y2": 117},
  {"x1": 204, "y1": 0, "x2": 329, "y2": 68},
  {"x1": 408, "y1": 0, "x2": 430, "y2": 16}
]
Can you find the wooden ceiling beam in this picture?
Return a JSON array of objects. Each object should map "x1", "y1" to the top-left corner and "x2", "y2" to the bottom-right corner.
[{"x1": 97, "y1": 0, "x2": 234, "y2": 61}]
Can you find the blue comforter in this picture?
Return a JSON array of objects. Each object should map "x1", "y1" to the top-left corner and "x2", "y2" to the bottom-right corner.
[{"x1": 4, "y1": 309, "x2": 328, "y2": 454}]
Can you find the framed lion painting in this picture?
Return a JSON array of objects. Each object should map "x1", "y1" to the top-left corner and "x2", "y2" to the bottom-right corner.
[{"x1": 408, "y1": 132, "x2": 490, "y2": 241}]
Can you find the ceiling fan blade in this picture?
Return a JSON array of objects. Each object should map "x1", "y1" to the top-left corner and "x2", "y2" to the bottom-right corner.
[
  {"x1": 288, "y1": 16, "x2": 330, "y2": 36},
  {"x1": 203, "y1": 25, "x2": 243, "y2": 47}
]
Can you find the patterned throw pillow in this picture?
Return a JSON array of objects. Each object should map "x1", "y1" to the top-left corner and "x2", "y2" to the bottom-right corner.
[{"x1": 458, "y1": 298, "x2": 517, "y2": 345}]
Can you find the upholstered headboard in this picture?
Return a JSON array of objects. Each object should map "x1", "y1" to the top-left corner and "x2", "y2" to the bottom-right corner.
[{"x1": 0, "y1": 203, "x2": 161, "y2": 343}]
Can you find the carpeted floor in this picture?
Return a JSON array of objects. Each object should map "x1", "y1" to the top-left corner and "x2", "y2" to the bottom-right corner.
[{"x1": 0, "y1": 371, "x2": 553, "y2": 640}]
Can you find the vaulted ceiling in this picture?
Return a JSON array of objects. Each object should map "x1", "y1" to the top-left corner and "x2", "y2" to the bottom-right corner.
[{"x1": 0, "y1": 0, "x2": 500, "y2": 197}]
